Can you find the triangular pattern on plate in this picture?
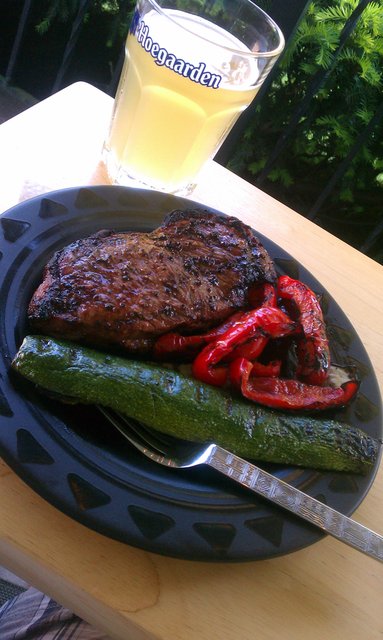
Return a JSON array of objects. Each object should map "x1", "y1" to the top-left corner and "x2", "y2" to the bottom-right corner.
[
  {"x1": 245, "y1": 515, "x2": 284, "y2": 548},
  {"x1": 67, "y1": 473, "x2": 111, "y2": 511},
  {"x1": 38, "y1": 198, "x2": 68, "y2": 219},
  {"x1": 128, "y1": 504, "x2": 175, "y2": 540},
  {"x1": 1, "y1": 218, "x2": 30, "y2": 243},
  {"x1": 74, "y1": 188, "x2": 108, "y2": 209},
  {"x1": 192, "y1": 522, "x2": 236, "y2": 553},
  {"x1": 16, "y1": 429, "x2": 54, "y2": 464}
]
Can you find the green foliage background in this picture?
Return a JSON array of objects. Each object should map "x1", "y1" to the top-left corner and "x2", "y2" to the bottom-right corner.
[
  {"x1": 229, "y1": 0, "x2": 383, "y2": 261},
  {"x1": 35, "y1": 0, "x2": 135, "y2": 47}
]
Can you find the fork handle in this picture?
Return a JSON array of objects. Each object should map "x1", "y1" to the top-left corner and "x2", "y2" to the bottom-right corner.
[{"x1": 207, "y1": 445, "x2": 383, "y2": 562}]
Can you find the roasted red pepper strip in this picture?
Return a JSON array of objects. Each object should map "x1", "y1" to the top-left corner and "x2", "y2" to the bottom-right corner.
[
  {"x1": 225, "y1": 335, "x2": 268, "y2": 362},
  {"x1": 203, "y1": 312, "x2": 247, "y2": 340},
  {"x1": 153, "y1": 311, "x2": 244, "y2": 360},
  {"x1": 250, "y1": 360, "x2": 282, "y2": 377},
  {"x1": 153, "y1": 333, "x2": 205, "y2": 359},
  {"x1": 240, "y1": 373, "x2": 359, "y2": 411},
  {"x1": 229, "y1": 357, "x2": 281, "y2": 388},
  {"x1": 278, "y1": 275, "x2": 330, "y2": 385},
  {"x1": 226, "y1": 283, "x2": 278, "y2": 362},
  {"x1": 247, "y1": 282, "x2": 277, "y2": 308},
  {"x1": 192, "y1": 307, "x2": 296, "y2": 387},
  {"x1": 229, "y1": 357, "x2": 251, "y2": 389}
]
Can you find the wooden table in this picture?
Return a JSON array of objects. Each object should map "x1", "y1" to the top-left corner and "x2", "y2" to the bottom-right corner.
[{"x1": 0, "y1": 82, "x2": 382, "y2": 640}]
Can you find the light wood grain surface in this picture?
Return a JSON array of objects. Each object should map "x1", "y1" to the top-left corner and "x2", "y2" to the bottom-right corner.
[{"x1": 0, "y1": 82, "x2": 382, "y2": 640}]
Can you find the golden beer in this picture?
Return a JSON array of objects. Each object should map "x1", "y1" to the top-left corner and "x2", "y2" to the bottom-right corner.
[{"x1": 103, "y1": 3, "x2": 284, "y2": 193}]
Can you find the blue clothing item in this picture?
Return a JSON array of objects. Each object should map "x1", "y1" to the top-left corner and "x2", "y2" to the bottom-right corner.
[{"x1": 0, "y1": 587, "x2": 110, "y2": 640}]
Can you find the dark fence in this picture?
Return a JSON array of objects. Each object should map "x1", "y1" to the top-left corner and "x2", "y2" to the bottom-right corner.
[
  {"x1": 1, "y1": 1, "x2": 308, "y2": 103},
  {"x1": 1, "y1": 0, "x2": 382, "y2": 261}
]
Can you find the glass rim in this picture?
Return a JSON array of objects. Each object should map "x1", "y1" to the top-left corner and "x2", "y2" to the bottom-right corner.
[{"x1": 147, "y1": 0, "x2": 285, "y2": 60}]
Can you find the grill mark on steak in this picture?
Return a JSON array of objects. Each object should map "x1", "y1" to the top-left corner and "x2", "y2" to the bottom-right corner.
[{"x1": 28, "y1": 209, "x2": 276, "y2": 354}]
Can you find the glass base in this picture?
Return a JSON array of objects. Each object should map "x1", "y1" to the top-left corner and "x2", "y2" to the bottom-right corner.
[{"x1": 102, "y1": 145, "x2": 197, "y2": 197}]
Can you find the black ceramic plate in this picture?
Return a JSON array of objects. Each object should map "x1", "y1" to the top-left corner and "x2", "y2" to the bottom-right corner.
[{"x1": 0, "y1": 186, "x2": 381, "y2": 562}]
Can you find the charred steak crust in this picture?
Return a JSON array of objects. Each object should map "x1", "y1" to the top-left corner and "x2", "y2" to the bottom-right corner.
[{"x1": 28, "y1": 209, "x2": 276, "y2": 354}]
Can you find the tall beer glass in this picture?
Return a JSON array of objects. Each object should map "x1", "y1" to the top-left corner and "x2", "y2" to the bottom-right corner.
[{"x1": 103, "y1": 0, "x2": 284, "y2": 194}]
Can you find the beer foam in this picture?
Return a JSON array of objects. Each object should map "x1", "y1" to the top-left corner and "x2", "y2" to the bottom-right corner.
[{"x1": 137, "y1": 9, "x2": 259, "y2": 88}]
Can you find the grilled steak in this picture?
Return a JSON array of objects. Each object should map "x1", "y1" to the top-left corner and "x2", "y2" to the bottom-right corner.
[{"x1": 28, "y1": 209, "x2": 276, "y2": 354}]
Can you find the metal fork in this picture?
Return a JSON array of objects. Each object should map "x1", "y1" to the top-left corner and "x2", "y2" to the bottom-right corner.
[{"x1": 99, "y1": 407, "x2": 383, "y2": 563}]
